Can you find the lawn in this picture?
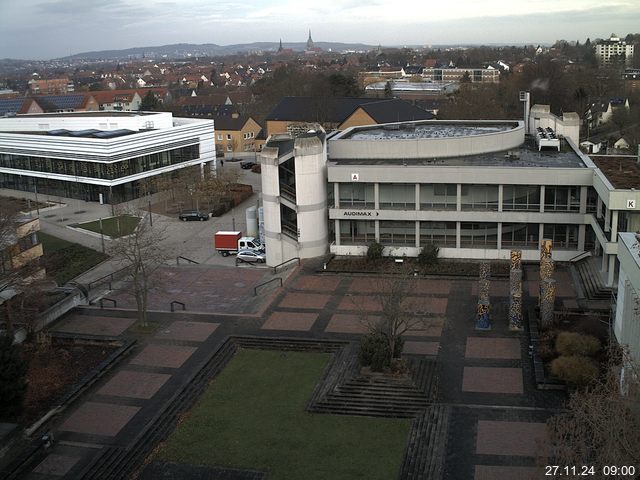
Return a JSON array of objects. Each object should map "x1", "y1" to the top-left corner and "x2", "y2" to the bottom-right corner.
[
  {"x1": 39, "y1": 232, "x2": 109, "y2": 284},
  {"x1": 74, "y1": 215, "x2": 140, "y2": 238},
  {"x1": 158, "y1": 349, "x2": 411, "y2": 480}
]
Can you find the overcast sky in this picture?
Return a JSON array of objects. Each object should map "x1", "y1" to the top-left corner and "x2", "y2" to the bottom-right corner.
[{"x1": 1, "y1": 0, "x2": 639, "y2": 59}]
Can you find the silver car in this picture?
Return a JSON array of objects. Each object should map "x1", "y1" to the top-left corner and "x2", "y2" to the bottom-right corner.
[{"x1": 236, "y1": 249, "x2": 266, "y2": 263}]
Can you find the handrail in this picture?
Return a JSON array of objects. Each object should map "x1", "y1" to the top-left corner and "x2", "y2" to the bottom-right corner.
[
  {"x1": 254, "y1": 277, "x2": 283, "y2": 296},
  {"x1": 87, "y1": 265, "x2": 131, "y2": 290},
  {"x1": 272, "y1": 257, "x2": 300, "y2": 274},
  {"x1": 176, "y1": 256, "x2": 199, "y2": 265},
  {"x1": 170, "y1": 300, "x2": 186, "y2": 312},
  {"x1": 568, "y1": 251, "x2": 592, "y2": 263},
  {"x1": 99, "y1": 298, "x2": 117, "y2": 308}
]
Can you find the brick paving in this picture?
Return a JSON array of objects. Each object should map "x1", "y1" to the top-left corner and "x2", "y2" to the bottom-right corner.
[
  {"x1": 402, "y1": 296, "x2": 448, "y2": 315},
  {"x1": 32, "y1": 454, "x2": 80, "y2": 476},
  {"x1": 97, "y1": 371, "x2": 171, "y2": 399},
  {"x1": 277, "y1": 292, "x2": 331, "y2": 309},
  {"x1": 324, "y1": 313, "x2": 372, "y2": 334},
  {"x1": 404, "y1": 318, "x2": 445, "y2": 337},
  {"x1": 293, "y1": 275, "x2": 341, "y2": 291},
  {"x1": 471, "y1": 281, "x2": 510, "y2": 297},
  {"x1": 59, "y1": 402, "x2": 141, "y2": 437},
  {"x1": 130, "y1": 344, "x2": 197, "y2": 369},
  {"x1": 155, "y1": 320, "x2": 219, "y2": 342},
  {"x1": 403, "y1": 341, "x2": 440, "y2": 356},
  {"x1": 465, "y1": 337, "x2": 521, "y2": 359},
  {"x1": 462, "y1": 367, "x2": 524, "y2": 394},
  {"x1": 475, "y1": 420, "x2": 547, "y2": 456},
  {"x1": 52, "y1": 314, "x2": 135, "y2": 336},
  {"x1": 261, "y1": 311, "x2": 318, "y2": 331},
  {"x1": 414, "y1": 279, "x2": 452, "y2": 295},
  {"x1": 337, "y1": 295, "x2": 382, "y2": 312}
]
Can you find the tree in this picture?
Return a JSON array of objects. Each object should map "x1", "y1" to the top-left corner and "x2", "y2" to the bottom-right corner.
[
  {"x1": 384, "y1": 81, "x2": 393, "y2": 98},
  {"x1": 108, "y1": 212, "x2": 168, "y2": 327},
  {"x1": 357, "y1": 272, "x2": 436, "y2": 371},
  {"x1": 139, "y1": 90, "x2": 159, "y2": 111},
  {"x1": 0, "y1": 334, "x2": 28, "y2": 420},
  {"x1": 543, "y1": 353, "x2": 640, "y2": 473},
  {"x1": 460, "y1": 71, "x2": 472, "y2": 83}
]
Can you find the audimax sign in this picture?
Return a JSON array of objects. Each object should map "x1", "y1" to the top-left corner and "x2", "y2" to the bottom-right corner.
[{"x1": 342, "y1": 210, "x2": 379, "y2": 217}]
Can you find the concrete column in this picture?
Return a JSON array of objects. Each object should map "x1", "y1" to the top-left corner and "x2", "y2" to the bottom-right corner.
[
  {"x1": 604, "y1": 206, "x2": 610, "y2": 232},
  {"x1": 601, "y1": 252, "x2": 608, "y2": 273},
  {"x1": 608, "y1": 255, "x2": 616, "y2": 287},
  {"x1": 375, "y1": 220, "x2": 380, "y2": 242},
  {"x1": 578, "y1": 224, "x2": 586, "y2": 251},
  {"x1": 334, "y1": 183, "x2": 340, "y2": 208},
  {"x1": 334, "y1": 219, "x2": 341, "y2": 246},
  {"x1": 538, "y1": 224, "x2": 545, "y2": 248},
  {"x1": 539, "y1": 185, "x2": 545, "y2": 213},
  {"x1": 415, "y1": 184, "x2": 420, "y2": 211},
  {"x1": 456, "y1": 221, "x2": 461, "y2": 249},
  {"x1": 374, "y1": 183, "x2": 379, "y2": 210},
  {"x1": 456, "y1": 184, "x2": 462, "y2": 212},
  {"x1": 579, "y1": 186, "x2": 587, "y2": 214},
  {"x1": 498, "y1": 185, "x2": 503, "y2": 212},
  {"x1": 497, "y1": 223, "x2": 502, "y2": 251},
  {"x1": 597, "y1": 197, "x2": 603, "y2": 219},
  {"x1": 611, "y1": 210, "x2": 619, "y2": 241},
  {"x1": 415, "y1": 221, "x2": 420, "y2": 248}
]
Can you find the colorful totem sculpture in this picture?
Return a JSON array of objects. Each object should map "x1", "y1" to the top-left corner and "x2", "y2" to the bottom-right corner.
[
  {"x1": 540, "y1": 278, "x2": 557, "y2": 328},
  {"x1": 475, "y1": 261, "x2": 491, "y2": 330},
  {"x1": 509, "y1": 249, "x2": 523, "y2": 331}
]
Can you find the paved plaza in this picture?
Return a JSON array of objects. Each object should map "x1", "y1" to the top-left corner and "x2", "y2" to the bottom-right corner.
[{"x1": 23, "y1": 261, "x2": 577, "y2": 479}]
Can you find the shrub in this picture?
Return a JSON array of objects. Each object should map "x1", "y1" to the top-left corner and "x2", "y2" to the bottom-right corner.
[
  {"x1": 550, "y1": 355, "x2": 599, "y2": 386},
  {"x1": 358, "y1": 330, "x2": 404, "y2": 372},
  {"x1": 417, "y1": 243, "x2": 439, "y2": 265},
  {"x1": 555, "y1": 332, "x2": 601, "y2": 357},
  {"x1": 536, "y1": 342, "x2": 556, "y2": 362},
  {"x1": 366, "y1": 242, "x2": 384, "y2": 262},
  {"x1": 0, "y1": 335, "x2": 29, "y2": 420}
]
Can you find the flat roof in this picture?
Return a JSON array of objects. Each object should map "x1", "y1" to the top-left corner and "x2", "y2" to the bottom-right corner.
[
  {"x1": 344, "y1": 122, "x2": 517, "y2": 140},
  {"x1": 591, "y1": 156, "x2": 640, "y2": 189},
  {"x1": 329, "y1": 137, "x2": 586, "y2": 168},
  {"x1": 15, "y1": 111, "x2": 157, "y2": 118}
]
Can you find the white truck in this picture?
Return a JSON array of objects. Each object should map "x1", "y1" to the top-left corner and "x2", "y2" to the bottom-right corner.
[{"x1": 214, "y1": 231, "x2": 264, "y2": 256}]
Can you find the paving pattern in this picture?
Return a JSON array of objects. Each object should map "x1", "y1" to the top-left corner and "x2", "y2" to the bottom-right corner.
[{"x1": 25, "y1": 261, "x2": 578, "y2": 480}]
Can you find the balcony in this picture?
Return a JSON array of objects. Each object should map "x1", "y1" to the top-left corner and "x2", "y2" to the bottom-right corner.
[{"x1": 280, "y1": 183, "x2": 296, "y2": 203}]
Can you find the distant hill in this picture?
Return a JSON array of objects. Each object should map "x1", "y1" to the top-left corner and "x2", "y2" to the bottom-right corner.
[{"x1": 60, "y1": 42, "x2": 377, "y2": 60}]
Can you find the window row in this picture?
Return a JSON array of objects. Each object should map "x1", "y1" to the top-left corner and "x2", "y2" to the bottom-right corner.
[
  {"x1": 0, "y1": 145, "x2": 200, "y2": 181},
  {"x1": 338, "y1": 220, "x2": 580, "y2": 249},
  {"x1": 335, "y1": 183, "x2": 585, "y2": 212}
]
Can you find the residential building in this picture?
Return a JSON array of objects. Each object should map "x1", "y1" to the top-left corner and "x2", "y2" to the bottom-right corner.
[
  {"x1": 92, "y1": 90, "x2": 143, "y2": 111},
  {"x1": 213, "y1": 114, "x2": 262, "y2": 157},
  {"x1": 28, "y1": 77, "x2": 74, "y2": 95},
  {"x1": 265, "y1": 97, "x2": 434, "y2": 137},
  {"x1": 596, "y1": 34, "x2": 634, "y2": 66},
  {"x1": 26, "y1": 94, "x2": 100, "y2": 114},
  {"x1": 0, "y1": 111, "x2": 215, "y2": 203},
  {"x1": 421, "y1": 67, "x2": 500, "y2": 84}
]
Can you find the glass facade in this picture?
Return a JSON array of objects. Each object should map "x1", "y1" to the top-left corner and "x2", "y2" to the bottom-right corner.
[
  {"x1": 543, "y1": 224, "x2": 579, "y2": 249},
  {"x1": 379, "y1": 220, "x2": 415, "y2": 245},
  {"x1": 379, "y1": 184, "x2": 415, "y2": 209},
  {"x1": 544, "y1": 186, "x2": 580, "y2": 212},
  {"x1": 419, "y1": 221, "x2": 456, "y2": 246},
  {"x1": 339, "y1": 183, "x2": 374, "y2": 209},
  {"x1": 421, "y1": 184, "x2": 456, "y2": 210},
  {"x1": 460, "y1": 185, "x2": 499, "y2": 211},
  {"x1": 502, "y1": 185, "x2": 541, "y2": 211},
  {"x1": 0, "y1": 144, "x2": 199, "y2": 181},
  {"x1": 501, "y1": 223, "x2": 539, "y2": 248},
  {"x1": 460, "y1": 222, "x2": 498, "y2": 248},
  {"x1": 339, "y1": 220, "x2": 375, "y2": 245}
]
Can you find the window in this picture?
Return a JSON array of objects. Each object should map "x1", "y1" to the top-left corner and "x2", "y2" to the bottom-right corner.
[
  {"x1": 227, "y1": 144, "x2": 233, "y2": 152},
  {"x1": 339, "y1": 183, "x2": 374, "y2": 209},
  {"x1": 421, "y1": 184, "x2": 456, "y2": 210},
  {"x1": 503, "y1": 185, "x2": 540, "y2": 211},
  {"x1": 379, "y1": 183, "x2": 415, "y2": 209},
  {"x1": 217, "y1": 134, "x2": 223, "y2": 140},
  {"x1": 420, "y1": 221, "x2": 456, "y2": 246},
  {"x1": 461, "y1": 185, "x2": 499, "y2": 211},
  {"x1": 543, "y1": 224, "x2": 578, "y2": 249},
  {"x1": 339, "y1": 220, "x2": 376, "y2": 245},
  {"x1": 379, "y1": 221, "x2": 415, "y2": 245},
  {"x1": 501, "y1": 223, "x2": 539, "y2": 248},
  {"x1": 460, "y1": 222, "x2": 498, "y2": 248},
  {"x1": 226, "y1": 134, "x2": 232, "y2": 140},
  {"x1": 544, "y1": 186, "x2": 580, "y2": 212}
]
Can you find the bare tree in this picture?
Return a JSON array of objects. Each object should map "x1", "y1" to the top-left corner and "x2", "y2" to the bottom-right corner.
[
  {"x1": 356, "y1": 271, "x2": 436, "y2": 369},
  {"x1": 542, "y1": 350, "x2": 640, "y2": 476},
  {"x1": 108, "y1": 212, "x2": 168, "y2": 327}
]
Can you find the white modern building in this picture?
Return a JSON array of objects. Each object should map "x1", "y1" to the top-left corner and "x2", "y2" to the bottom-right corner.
[
  {"x1": 259, "y1": 107, "x2": 640, "y2": 288},
  {"x1": 0, "y1": 111, "x2": 215, "y2": 203},
  {"x1": 595, "y1": 34, "x2": 635, "y2": 66},
  {"x1": 615, "y1": 232, "x2": 640, "y2": 366}
]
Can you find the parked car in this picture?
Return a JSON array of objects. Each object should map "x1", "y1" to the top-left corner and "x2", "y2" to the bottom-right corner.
[
  {"x1": 178, "y1": 211, "x2": 209, "y2": 221},
  {"x1": 236, "y1": 249, "x2": 266, "y2": 263},
  {"x1": 240, "y1": 160, "x2": 256, "y2": 169}
]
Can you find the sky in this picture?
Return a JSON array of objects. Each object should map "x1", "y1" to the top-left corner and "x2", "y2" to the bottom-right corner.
[{"x1": 0, "y1": 0, "x2": 639, "y2": 60}]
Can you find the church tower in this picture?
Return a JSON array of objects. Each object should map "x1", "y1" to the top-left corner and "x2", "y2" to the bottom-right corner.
[
  {"x1": 278, "y1": 39, "x2": 283, "y2": 53},
  {"x1": 306, "y1": 29, "x2": 315, "y2": 50}
]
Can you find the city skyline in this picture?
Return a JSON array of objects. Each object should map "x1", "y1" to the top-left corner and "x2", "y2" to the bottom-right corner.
[{"x1": 0, "y1": 0, "x2": 639, "y2": 60}]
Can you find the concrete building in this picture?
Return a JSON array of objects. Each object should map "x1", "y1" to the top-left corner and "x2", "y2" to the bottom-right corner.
[
  {"x1": 615, "y1": 232, "x2": 640, "y2": 366},
  {"x1": 0, "y1": 111, "x2": 215, "y2": 203},
  {"x1": 259, "y1": 108, "x2": 640, "y2": 288},
  {"x1": 421, "y1": 67, "x2": 500, "y2": 84},
  {"x1": 595, "y1": 34, "x2": 635, "y2": 66}
]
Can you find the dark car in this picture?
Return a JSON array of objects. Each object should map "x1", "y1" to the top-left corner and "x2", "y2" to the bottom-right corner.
[
  {"x1": 178, "y1": 211, "x2": 209, "y2": 221},
  {"x1": 240, "y1": 160, "x2": 256, "y2": 169}
]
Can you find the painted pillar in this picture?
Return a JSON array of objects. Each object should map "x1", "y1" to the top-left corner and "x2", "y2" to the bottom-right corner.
[
  {"x1": 540, "y1": 278, "x2": 557, "y2": 329},
  {"x1": 509, "y1": 250, "x2": 523, "y2": 331},
  {"x1": 475, "y1": 261, "x2": 491, "y2": 330}
]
